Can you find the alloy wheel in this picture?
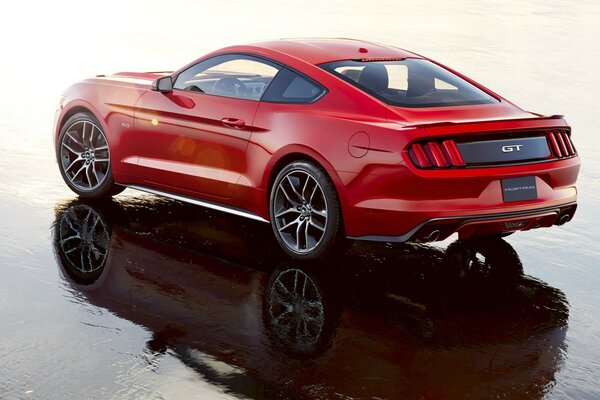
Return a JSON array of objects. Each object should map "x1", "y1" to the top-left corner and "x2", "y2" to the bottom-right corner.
[
  {"x1": 60, "y1": 121, "x2": 110, "y2": 192},
  {"x1": 273, "y1": 170, "x2": 328, "y2": 254}
]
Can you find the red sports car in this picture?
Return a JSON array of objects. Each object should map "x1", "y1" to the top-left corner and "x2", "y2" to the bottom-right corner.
[{"x1": 54, "y1": 38, "x2": 580, "y2": 259}]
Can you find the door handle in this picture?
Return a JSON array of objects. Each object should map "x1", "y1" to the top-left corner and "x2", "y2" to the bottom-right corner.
[{"x1": 221, "y1": 118, "x2": 246, "y2": 129}]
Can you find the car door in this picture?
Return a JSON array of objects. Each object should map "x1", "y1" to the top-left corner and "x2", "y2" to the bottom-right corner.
[{"x1": 133, "y1": 54, "x2": 281, "y2": 199}]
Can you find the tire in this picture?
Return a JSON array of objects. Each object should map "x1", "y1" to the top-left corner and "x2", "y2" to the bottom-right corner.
[
  {"x1": 269, "y1": 161, "x2": 345, "y2": 259},
  {"x1": 56, "y1": 112, "x2": 124, "y2": 198}
]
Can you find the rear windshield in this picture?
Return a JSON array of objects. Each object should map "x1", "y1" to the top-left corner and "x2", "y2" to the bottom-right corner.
[{"x1": 320, "y1": 58, "x2": 498, "y2": 108}]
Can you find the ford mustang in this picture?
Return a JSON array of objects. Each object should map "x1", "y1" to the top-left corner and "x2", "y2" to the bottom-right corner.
[{"x1": 54, "y1": 38, "x2": 580, "y2": 259}]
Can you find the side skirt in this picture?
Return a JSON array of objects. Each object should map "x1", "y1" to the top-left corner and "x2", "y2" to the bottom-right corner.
[{"x1": 126, "y1": 185, "x2": 270, "y2": 223}]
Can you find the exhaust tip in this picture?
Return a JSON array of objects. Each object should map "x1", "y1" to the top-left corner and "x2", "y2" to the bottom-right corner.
[
  {"x1": 558, "y1": 214, "x2": 570, "y2": 226},
  {"x1": 425, "y1": 229, "x2": 440, "y2": 242}
]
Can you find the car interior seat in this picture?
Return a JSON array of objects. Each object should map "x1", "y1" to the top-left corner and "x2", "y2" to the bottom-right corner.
[{"x1": 357, "y1": 63, "x2": 389, "y2": 94}]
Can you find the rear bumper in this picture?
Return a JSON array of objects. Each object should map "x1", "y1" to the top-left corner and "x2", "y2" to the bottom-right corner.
[
  {"x1": 342, "y1": 154, "x2": 580, "y2": 242},
  {"x1": 348, "y1": 202, "x2": 577, "y2": 243}
]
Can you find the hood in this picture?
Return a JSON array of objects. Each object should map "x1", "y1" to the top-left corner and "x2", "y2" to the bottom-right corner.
[{"x1": 90, "y1": 71, "x2": 173, "y2": 88}]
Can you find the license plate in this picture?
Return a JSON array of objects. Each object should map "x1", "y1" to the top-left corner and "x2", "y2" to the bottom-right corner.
[{"x1": 502, "y1": 176, "x2": 537, "y2": 202}]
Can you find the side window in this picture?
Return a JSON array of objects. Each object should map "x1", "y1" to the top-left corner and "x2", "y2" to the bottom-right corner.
[
  {"x1": 262, "y1": 68, "x2": 326, "y2": 104},
  {"x1": 173, "y1": 54, "x2": 280, "y2": 101}
]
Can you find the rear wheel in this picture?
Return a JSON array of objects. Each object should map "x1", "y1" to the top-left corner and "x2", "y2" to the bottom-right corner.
[
  {"x1": 270, "y1": 161, "x2": 344, "y2": 259},
  {"x1": 57, "y1": 112, "x2": 124, "y2": 198}
]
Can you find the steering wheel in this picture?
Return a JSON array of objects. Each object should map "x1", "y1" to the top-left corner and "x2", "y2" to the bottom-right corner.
[{"x1": 213, "y1": 77, "x2": 250, "y2": 98}]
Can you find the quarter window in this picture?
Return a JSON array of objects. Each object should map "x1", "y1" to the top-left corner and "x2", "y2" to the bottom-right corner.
[
  {"x1": 174, "y1": 54, "x2": 281, "y2": 101},
  {"x1": 262, "y1": 68, "x2": 326, "y2": 103}
]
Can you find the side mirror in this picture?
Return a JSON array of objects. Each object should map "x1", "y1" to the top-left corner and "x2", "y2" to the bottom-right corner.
[{"x1": 152, "y1": 76, "x2": 173, "y2": 93}]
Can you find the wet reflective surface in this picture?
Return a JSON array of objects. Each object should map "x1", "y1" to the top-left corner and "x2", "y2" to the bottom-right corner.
[
  {"x1": 48, "y1": 198, "x2": 568, "y2": 399},
  {"x1": 1, "y1": 0, "x2": 600, "y2": 398}
]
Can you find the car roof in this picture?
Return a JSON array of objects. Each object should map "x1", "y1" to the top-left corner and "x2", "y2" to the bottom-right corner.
[{"x1": 232, "y1": 38, "x2": 421, "y2": 65}]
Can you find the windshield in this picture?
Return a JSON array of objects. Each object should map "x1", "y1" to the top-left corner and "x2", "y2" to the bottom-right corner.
[{"x1": 320, "y1": 58, "x2": 498, "y2": 108}]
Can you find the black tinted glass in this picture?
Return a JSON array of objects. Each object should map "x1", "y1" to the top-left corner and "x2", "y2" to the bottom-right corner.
[
  {"x1": 262, "y1": 68, "x2": 326, "y2": 103},
  {"x1": 320, "y1": 58, "x2": 498, "y2": 108}
]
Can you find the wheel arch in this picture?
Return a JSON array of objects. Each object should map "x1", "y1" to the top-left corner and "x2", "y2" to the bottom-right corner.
[
  {"x1": 264, "y1": 146, "x2": 350, "y2": 225},
  {"x1": 61, "y1": 106, "x2": 93, "y2": 126},
  {"x1": 55, "y1": 101, "x2": 107, "y2": 145}
]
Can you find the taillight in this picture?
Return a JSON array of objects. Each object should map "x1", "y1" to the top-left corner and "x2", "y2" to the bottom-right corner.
[
  {"x1": 408, "y1": 139, "x2": 465, "y2": 168},
  {"x1": 441, "y1": 140, "x2": 464, "y2": 166},
  {"x1": 547, "y1": 129, "x2": 576, "y2": 158}
]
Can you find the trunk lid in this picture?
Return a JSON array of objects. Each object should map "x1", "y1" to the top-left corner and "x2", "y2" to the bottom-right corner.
[{"x1": 388, "y1": 101, "x2": 534, "y2": 126}]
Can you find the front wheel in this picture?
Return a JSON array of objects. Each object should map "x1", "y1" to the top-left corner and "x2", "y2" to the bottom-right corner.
[
  {"x1": 57, "y1": 112, "x2": 124, "y2": 198},
  {"x1": 270, "y1": 161, "x2": 344, "y2": 260}
]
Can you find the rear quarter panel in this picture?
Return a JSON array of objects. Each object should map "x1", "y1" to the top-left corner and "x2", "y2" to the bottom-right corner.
[{"x1": 246, "y1": 84, "x2": 415, "y2": 219}]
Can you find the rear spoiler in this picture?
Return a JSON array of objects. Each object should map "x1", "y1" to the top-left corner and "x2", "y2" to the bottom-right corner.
[{"x1": 403, "y1": 114, "x2": 565, "y2": 129}]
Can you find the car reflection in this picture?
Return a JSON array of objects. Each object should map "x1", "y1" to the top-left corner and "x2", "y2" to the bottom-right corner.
[{"x1": 52, "y1": 197, "x2": 569, "y2": 399}]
